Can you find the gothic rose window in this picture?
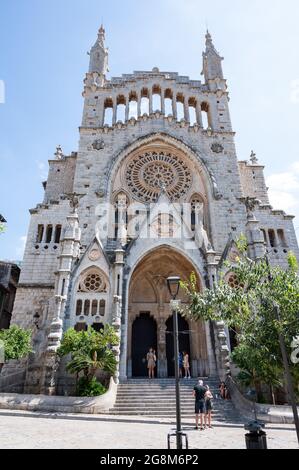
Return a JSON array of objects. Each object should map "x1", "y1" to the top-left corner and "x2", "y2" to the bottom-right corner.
[
  {"x1": 126, "y1": 151, "x2": 192, "y2": 202},
  {"x1": 78, "y1": 271, "x2": 107, "y2": 293}
]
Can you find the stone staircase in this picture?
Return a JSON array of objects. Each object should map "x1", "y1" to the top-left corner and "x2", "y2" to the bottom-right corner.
[{"x1": 110, "y1": 378, "x2": 245, "y2": 423}]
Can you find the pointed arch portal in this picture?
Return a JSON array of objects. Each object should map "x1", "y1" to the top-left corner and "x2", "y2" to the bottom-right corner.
[
  {"x1": 132, "y1": 313, "x2": 157, "y2": 377},
  {"x1": 127, "y1": 246, "x2": 209, "y2": 378}
]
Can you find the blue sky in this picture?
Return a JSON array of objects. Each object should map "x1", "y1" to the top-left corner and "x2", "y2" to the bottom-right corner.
[{"x1": 1, "y1": 0, "x2": 299, "y2": 261}]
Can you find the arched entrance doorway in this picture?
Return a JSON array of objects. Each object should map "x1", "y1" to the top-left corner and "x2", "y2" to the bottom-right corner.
[
  {"x1": 166, "y1": 314, "x2": 191, "y2": 377},
  {"x1": 128, "y1": 246, "x2": 209, "y2": 378},
  {"x1": 132, "y1": 313, "x2": 157, "y2": 377}
]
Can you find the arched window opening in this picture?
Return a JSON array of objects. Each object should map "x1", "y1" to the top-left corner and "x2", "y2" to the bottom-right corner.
[
  {"x1": 104, "y1": 98, "x2": 113, "y2": 126},
  {"x1": 176, "y1": 94, "x2": 185, "y2": 121},
  {"x1": 152, "y1": 85, "x2": 162, "y2": 112},
  {"x1": 116, "y1": 95, "x2": 126, "y2": 122},
  {"x1": 91, "y1": 300, "x2": 98, "y2": 316},
  {"x1": 76, "y1": 300, "x2": 83, "y2": 316},
  {"x1": 54, "y1": 225, "x2": 62, "y2": 244},
  {"x1": 99, "y1": 300, "x2": 106, "y2": 317},
  {"x1": 92, "y1": 323, "x2": 104, "y2": 332},
  {"x1": 140, "y1": 88, "x2": 149, "y2": 115},
  {"x1": 268, "y1": 229, "x2": 277, "y2": 248},
  {"x1": 36, "y1": 225, "x2": 44, "y2": 243},
  {"x1": 201, "y1": 102, "x2": 210, "y2": 129},
  {"x1": 75, "y1": 323, "x2": 87, "y2": 332},
  {"x1": 164, "y1": 89, "x2": 173, "y2": 116},
  {"x1": 45, "y1": 225, "x2": 53, "y2": 244},
  {"x1": 129, "y1": 92, "x2": 138, "y2": 119},
  {"x1": 277, "y1": 229, "x2": 287, "y2": 247},
  {"x1": 84, "y1": 300, "x2": 90, "y2": 316},
  {"x1": 188, "y1": 98, "x2": 197, "y2": 126}
]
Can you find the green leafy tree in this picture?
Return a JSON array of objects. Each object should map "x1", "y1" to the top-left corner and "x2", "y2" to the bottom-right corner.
[
  {"x1": 0, "y1": 325, "x2": 32, "y2": 362},
  {"x1": 58, "y1": 324, "x2": 119, "y2": 396},
  {"x1": 181, "y1": 241, "x2": 299, "y2": 403},
  {"x1": 0, "y1": 223, "x2": 5, "y2": 234}
]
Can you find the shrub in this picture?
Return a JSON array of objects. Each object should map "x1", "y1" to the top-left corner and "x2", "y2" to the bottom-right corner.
[{"x1": 77, "y1": 376, "x2": 107, "y2": 397}]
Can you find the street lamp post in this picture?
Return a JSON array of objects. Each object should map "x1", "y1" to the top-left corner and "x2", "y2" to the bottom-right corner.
[
  {"x1": 265, "y1": 254, "x2": 299, "y2": 444},
  {"x1": 167, "y1": 276, "x2": 183, "y2": 450}
]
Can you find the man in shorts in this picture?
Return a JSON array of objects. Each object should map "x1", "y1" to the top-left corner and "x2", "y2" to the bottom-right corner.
[{"x1": 193, "y1": 379, "x2": 207, "y2": 430}]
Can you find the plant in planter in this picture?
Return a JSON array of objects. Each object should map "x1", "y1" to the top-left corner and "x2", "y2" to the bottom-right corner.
[{"x1": 58, "y1": 325, "x2": 119, "y2": 397}]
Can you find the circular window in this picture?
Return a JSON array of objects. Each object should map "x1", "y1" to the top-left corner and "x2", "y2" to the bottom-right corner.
[
  {"x1": 126, "y1": 151, "x2": 192, "y2": 202},
  {"x1": 79, "y1": 272, "x2": 107, "y2": 293},
  {"x1": 227, "y1": 274, "x2": 244, "y2": 290}
]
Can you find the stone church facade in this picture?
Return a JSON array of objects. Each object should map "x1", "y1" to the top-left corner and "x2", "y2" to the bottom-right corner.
[{"x1": 5, "y1": 27, "x2": 299, "y2": 394}]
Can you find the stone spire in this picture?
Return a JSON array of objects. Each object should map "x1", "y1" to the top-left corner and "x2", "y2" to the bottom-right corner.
[
  {"x1": 202, "y1": 30, "x2": 224, "y2": 82},
  {"x1": 88, "y1": 24, "x2": 109, "y2": 76}
]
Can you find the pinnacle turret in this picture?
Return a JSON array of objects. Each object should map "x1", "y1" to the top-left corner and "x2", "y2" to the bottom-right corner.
[
  {"x1": 202, "y1": 30, "x2": 224, "y2": 82},
  {"x1": 88, "y1": 24, "x2": 109, "y2": 76}
]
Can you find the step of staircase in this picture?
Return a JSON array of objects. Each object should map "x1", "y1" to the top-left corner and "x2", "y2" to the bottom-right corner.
[{"x1": 110, "y1": 378, "x2": 245, "y2": 423}]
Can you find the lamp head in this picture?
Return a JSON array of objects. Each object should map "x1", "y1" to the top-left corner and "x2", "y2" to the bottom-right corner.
[{"x1": 167, "y1": 276, "x2": 181, "y2": 300}]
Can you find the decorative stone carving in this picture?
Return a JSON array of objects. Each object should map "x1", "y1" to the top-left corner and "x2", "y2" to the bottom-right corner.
[
  {"x1": 242, "y1": 196, "x2": 261, "y2": 220},
  {"x1": 92, "y1": 139, "x2": 105, "y2": 151},
  {"x1": 64, "y1": 192, "x2": 85, "y2": 214},
  {"x1": 88, "y1": 249, "x2": 101, "y2": 261},
  {"x1": 211, "y1": 142, "x2": 224, "y2": 154},
  {"x1": 54, "y1": 145, "x2": 64, "y2": 160},
  {"x1": 126, "y1": 151, "x2": 192, "y2": 202}
]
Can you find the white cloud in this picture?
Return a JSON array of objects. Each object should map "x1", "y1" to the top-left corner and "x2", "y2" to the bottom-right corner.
[
  {"x1": 266, "y1": 172, "x2": 299, "y2": 192},
  {"x1": 266, "y1": 162, "x2": 299, "y2": 237},
  {"x1": 36, "y1": 160, "x2": 47, "y2": 180},
  {"x1": 16, "y1": 236, "x2": 27, "y2": 259}
]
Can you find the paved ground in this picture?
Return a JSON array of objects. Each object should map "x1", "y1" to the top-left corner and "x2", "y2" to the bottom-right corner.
[{"x1": 0, "y1": 410, "x2": 297, "y2": 449}]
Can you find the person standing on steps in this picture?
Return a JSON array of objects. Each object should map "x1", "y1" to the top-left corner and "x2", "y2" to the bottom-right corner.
[
  {"x1": 178, "y1": 351, "x2": 183, "y2": 378},
  {"x1": 204, "y1": 385, "x2": 214, "y2": 428},
  {"x1": 146, "y1": 347, "x2": 156, "y2": 379},
  {"x1": 193, "y1": 379, "x2": 207, "y2": 430},
  {"x1": 183, "y1": 351, "x2": 191, "y2": 379}
]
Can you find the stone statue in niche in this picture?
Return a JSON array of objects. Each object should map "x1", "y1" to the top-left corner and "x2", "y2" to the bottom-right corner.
[{"x1": 194, "y1": 202, "x2": 213, "y2": 252}]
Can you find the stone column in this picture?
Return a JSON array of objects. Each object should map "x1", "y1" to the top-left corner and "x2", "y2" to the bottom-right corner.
[
  {"x1": 149, "y1": 90, "x2": 153, "y2": 114},
  {"x1": 114, "y1": 249, "x2": 127, "y2": 381},
  {"x1": 160, "y1": 90, "x2": 165, "y2": 115},
  {"x1": 157, "y1": 315, "x2": 167, "y2": 378},
  {"x1": 112, "y1": 103, "x2": 117, "y2": 125},
  {"x1": 172, "y1": 95, "x2": 177, "y2": 119},
  {"x1": 196, "y1": 102, "x2": 203, "y2": 127},
  {"x1": 125, "y1": 98, "x2": 130, "y2": 122},
  {"x1": 137, "y1": 94, "x2": 141, "y2": 118},
  {"x1": 42, "y1": 206, "x2": 81, "y2": 395},
  {"x1": 117, "y1": 194, "x2": 128, "y2": 246},
  {"x1": 112, "y1": 295, "x2": 122, "y2": 384},
  {"x1": 184, "y1": 99, "x2": 190, "y2": 123}
]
